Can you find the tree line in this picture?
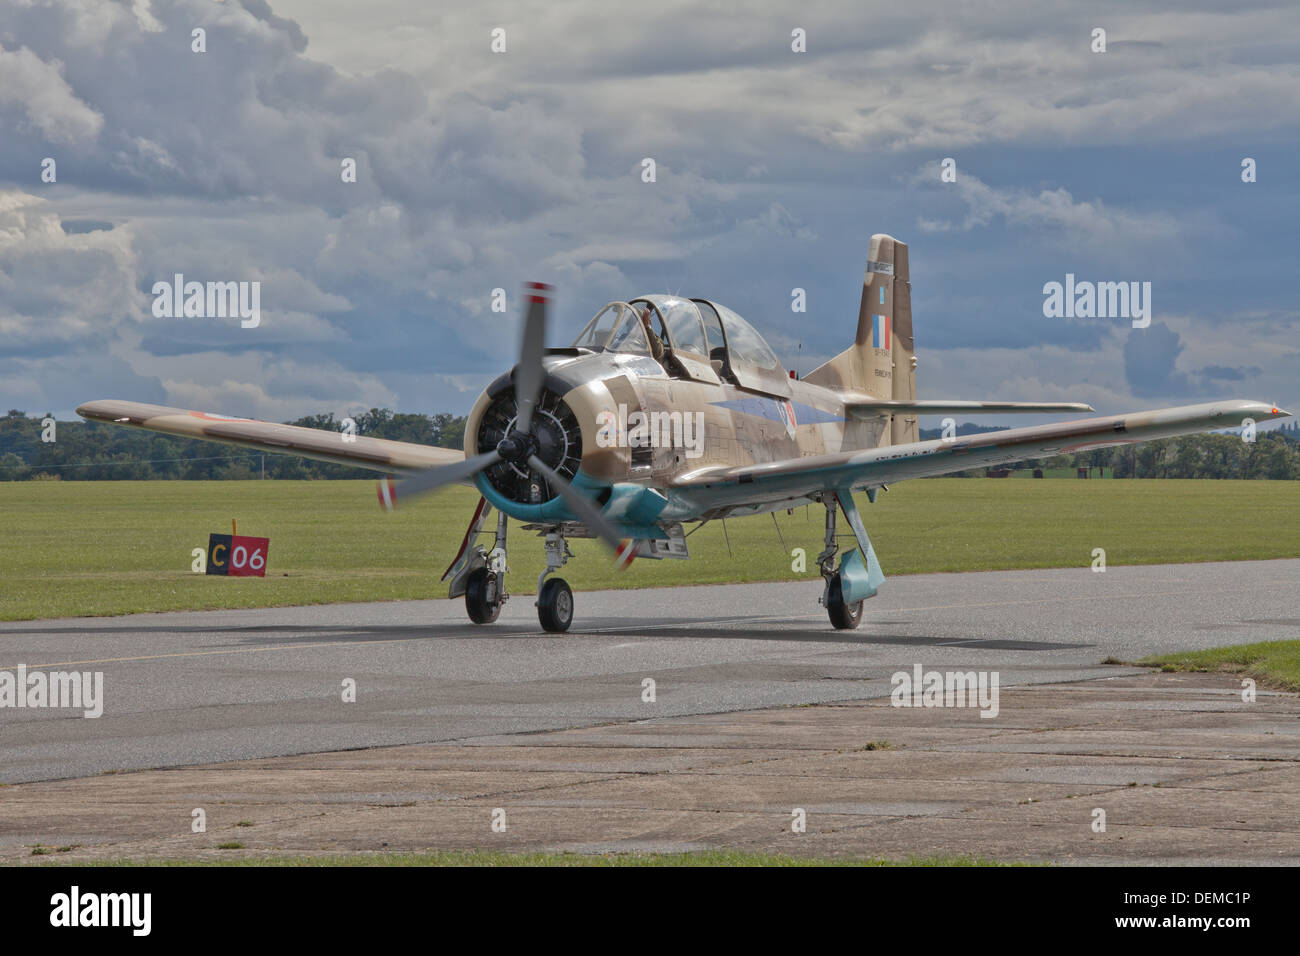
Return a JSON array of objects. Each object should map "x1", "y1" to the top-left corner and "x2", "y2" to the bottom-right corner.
[{"x1": 0, "y1": 408, "x2": 466, "y2": 480}]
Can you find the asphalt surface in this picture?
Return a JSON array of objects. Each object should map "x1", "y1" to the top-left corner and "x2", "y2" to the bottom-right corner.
[{"x1": 2, "y1": 559, "x2": 1297, "y2": 784}]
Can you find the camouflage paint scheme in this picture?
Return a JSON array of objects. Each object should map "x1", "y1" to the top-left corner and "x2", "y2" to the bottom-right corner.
[{"x1": 79, "y1": 232, "x2": 1291, "y2": 543}]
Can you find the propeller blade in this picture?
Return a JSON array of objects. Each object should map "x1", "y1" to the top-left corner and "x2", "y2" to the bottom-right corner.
[
  {"x1": 379, "y1": 450, "x2": 500, "y2": 511},
  {"x1": 527, "y1": 454, "x2": 623, "y2": 552},
  {"x1": 514, "y1": 281, "x2": 551, "y2": 435}
]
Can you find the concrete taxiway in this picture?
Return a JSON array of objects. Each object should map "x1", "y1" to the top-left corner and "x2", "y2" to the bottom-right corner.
[
  {"x1": 2, "y1": 559, "x2": 1297, "y2": 785},
  {"x1": 3, "y1": 672, "x2": 1297, "y2": 865}
]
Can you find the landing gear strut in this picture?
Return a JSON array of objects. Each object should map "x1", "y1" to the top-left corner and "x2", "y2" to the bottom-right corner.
[
  {"x1": 536, "y1": 530, "x2": 575, "y2": 632},
  {"x1": 464, "y1": 511, "x2": 509, "y2": 624},
  {"x1": 817, "y1": 495, "x2": 865, "y2": 630}
]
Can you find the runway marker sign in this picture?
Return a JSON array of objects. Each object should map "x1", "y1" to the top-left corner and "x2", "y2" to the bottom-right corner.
[{"x1": 206, "y1": 533, "x2": 269, "y2": 577}]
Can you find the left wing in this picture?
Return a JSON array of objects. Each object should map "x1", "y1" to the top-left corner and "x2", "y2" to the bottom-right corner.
[{"x1": 671, "y1": 400, "x2": 1290, "y2": 502}]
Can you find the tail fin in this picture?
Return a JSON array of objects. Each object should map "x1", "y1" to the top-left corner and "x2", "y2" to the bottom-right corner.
[{"x1": 804, "y1": 233, "x2": 918, "y2": 444}]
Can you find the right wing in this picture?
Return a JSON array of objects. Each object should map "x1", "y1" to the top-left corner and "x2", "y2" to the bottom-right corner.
[
  {"x1": 671, "y1": 400, "x2": 1290, "y2": 503},
  {"x1": 842, "y1": 398, "x2": 1095, "y2": 417},
  {"x1": 76, "y1": 400, "x2": 464, "y2": 475}
]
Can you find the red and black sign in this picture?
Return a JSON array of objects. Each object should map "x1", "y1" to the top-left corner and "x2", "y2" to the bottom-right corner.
[{"x1": 206, "y1": 534, "x2": 270, "y2": 577}]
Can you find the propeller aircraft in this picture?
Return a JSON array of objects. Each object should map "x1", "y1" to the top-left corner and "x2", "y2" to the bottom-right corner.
[{"x1": 78, "y1": 234, "x2": 1291, "y2": 632}]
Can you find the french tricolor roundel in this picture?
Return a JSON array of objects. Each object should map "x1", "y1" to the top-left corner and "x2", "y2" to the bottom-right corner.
[{"x1": 778, "y1": 400, "x2": 797, "y2": 438}]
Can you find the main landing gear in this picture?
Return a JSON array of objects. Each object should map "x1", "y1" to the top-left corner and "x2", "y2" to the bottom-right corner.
[
  {"x1": 463, "y1": 510, "x2": 509, "y2": 624},
  {"x1": 816, "y1": 495, "x2": 865, "y2": 630}
]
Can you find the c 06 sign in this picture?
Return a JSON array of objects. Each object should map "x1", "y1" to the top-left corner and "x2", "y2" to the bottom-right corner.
[{"x1": 206, "y1": 534, "x2": 270, "y2": 577}]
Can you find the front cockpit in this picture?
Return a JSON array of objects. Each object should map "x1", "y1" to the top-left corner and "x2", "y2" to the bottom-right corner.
[{"x1": 570, "y1": 294, "x2": 792, "y2": 397}]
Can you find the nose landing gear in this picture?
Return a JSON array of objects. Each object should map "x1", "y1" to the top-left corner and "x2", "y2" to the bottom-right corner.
[
  {"x1": 537, "y1": 577, "x2": 574, "y2": 632},
  {"x1": 536, "y1": 531, "x2": 575, "y2": 632}
]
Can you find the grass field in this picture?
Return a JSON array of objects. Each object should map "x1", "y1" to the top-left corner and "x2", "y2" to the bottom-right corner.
[
  {"x1": 32, "y1": 850, "x2": 1026, "y2": 867},
  {"x1": 1, "y1": 478, "x2": 1297, "y2": 620},
  {"x1": 1139, "y1": 641, "x2": 1300, "y2": 692}
]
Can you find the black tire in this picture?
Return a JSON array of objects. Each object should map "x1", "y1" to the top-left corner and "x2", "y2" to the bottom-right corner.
[
  {"x1": 826, "y1": 574, "x2": 864, "y2": 630},
  {"x1": 537, "y1": 577, "x2": 574, "y2": 633},
  {"x1": 465, "y1": 568, "x2": 501, "y2": 624}
]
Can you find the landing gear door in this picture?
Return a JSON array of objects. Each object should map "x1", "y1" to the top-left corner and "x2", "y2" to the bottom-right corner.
[{"x1": 443, "y1": 496, "x2": 493, "y2": 598}]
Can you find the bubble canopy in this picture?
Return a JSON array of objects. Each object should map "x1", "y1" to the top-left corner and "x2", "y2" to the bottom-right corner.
[
  {"x1": 570, "y1": 294, "x2": 792, "y2": 396},
  {"x1": 570, "y1": 302, "x2": 649, "y2": 354}
]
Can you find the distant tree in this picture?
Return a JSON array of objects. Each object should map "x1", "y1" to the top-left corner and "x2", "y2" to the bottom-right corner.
[{"x1": 0, "y1": 452, "x2": 29, "y2": 480}]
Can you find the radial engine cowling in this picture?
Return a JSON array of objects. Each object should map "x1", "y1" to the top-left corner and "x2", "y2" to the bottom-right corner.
[{"x1": 475, "y1": 385, "x2": 582, "y2": 506}]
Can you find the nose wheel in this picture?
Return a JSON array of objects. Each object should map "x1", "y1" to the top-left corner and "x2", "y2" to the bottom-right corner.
[
  {"x1": 535, "y1": 530, "x2": 577, "y2": 632},
  {"x1": 537, "y1": 577, "x2": 574, "y2": 632}
]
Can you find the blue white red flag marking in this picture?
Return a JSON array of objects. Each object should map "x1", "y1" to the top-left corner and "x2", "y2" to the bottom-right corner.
[{"x1": 872, "y1": 314, "x2": 890, "y2": 350}]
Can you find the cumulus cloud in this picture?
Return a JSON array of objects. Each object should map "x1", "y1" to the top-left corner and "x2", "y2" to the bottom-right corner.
[
  {"x1": 0, "y1": 0, "x2": 1296, "y2": 421},
  {"x1": 913, "y1": 168, "x2": 1183, "y2": 243},
  {"x1": 0, "y1": 43, "x2": 103, "y2": 143}
]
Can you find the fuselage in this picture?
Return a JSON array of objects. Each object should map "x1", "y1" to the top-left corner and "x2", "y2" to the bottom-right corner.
[{"x1": 464, "y1": 331, "x2": 885, "y2": 530}]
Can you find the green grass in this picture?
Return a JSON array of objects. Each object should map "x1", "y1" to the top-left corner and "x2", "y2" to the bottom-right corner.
[
  {"x1": 1138, "y1": 641, "x2": 1300, "y2": 692},
  {"x1": 31, "y1": 849, "x2": 1029, "y2": 867},
  {"x1": 1, "y1": 478, "x2": 1296, "y2": 620}
]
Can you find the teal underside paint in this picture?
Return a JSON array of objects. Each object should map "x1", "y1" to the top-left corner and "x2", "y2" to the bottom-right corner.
[
  {"x1": 835, "y1": 488, "x2": 886, "y2": 602},
  {"x1": 475, "y1": 472, "x2": 583, "y2": 523},
  {"x1": 837, "y1": 548, "x2": 876, "y2": 604},
  {"x1": 602, "y1": 483, "x2": 669, "y2": 525},
  {"x1": 474, "y1": 473, "x2": 669, "y2": 539}
]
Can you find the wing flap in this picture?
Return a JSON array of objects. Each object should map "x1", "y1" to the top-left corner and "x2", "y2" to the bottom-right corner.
[{"x1": 76, "y1": 400, "x2": 465, "y2": 475}]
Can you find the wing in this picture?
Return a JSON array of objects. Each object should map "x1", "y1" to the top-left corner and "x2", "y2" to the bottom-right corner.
[
  {"x1": 671, "y1": 400, "x2": 1290, "y2": 502},
  {"x1": 76, "y1": 400, "x2": 464, "y2": 475},
  {"x1": 843, "y1": 398, "x2": 1095, "y2": 416}
]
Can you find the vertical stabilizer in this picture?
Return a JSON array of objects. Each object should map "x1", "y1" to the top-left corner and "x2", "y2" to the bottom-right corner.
[{"x1": 805, "y1": 234, "x2": 917, "y2": 444}]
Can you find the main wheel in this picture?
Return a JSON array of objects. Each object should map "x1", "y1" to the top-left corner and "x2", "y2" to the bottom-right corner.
[
  {"x1": 826, "y1": 573, "x2": 864, "y2": 630},
  {"x1": 537, "y1": 577, "x2": 574, "y2": 633},
  {"x1": 465, "y1": 568, "x2": 501, "y2": 624}
]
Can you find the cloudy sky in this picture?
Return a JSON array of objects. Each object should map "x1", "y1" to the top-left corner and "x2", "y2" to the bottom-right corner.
[{"x1": 2, "y1": 0, "x2": 1297, "y2": 425}]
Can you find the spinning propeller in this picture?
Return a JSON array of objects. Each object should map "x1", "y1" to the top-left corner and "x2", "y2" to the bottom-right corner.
[{"x1": 377, "y1": 282, "x2": 624, "y2": 552}]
